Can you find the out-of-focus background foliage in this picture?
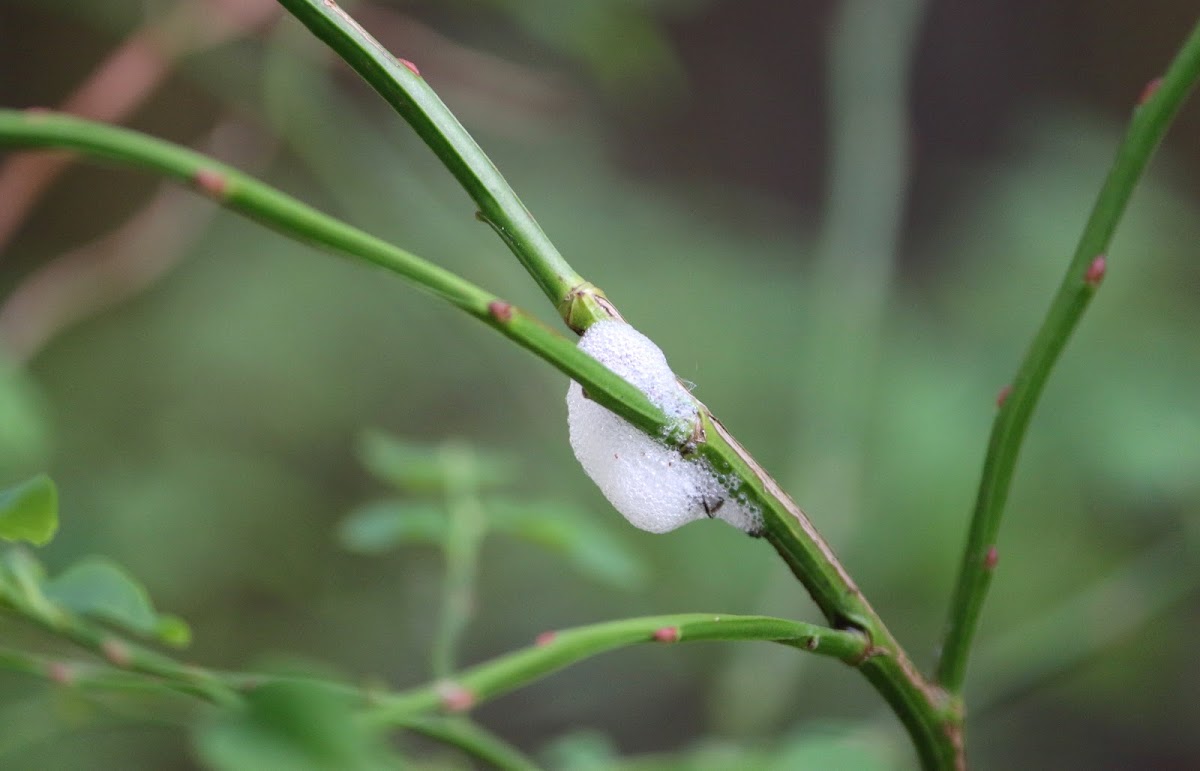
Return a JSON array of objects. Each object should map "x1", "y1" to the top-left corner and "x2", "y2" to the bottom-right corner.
[{"x1": 1, "y1": 0, "x2": 1198, "y2": 768}]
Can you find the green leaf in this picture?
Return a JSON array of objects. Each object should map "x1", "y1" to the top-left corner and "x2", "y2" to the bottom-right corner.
[
  {"x1": 486, "y1": 500, "x2": 646, "y2": 590},
  {"x1": 358, "y1": 431, "x2": 513, "y2": 493},
  {"x1": 337, "y1": 500, "x2": 447, "y2": 553},
  {"x1": 195, "y1": 680, "x2": 401, "y2": 771},
  {"x1": 43, "y1": 556, "x2": 189, "y2": 645},
  {"x1": 0, "y1": 360, "x2": 52, "y2": 478},
  {"x1": 769, "y1": 724, "x2": 896, "y2": 771},
  {"x1": 0, "y1": 474, "x2": 58, "y2": 546}
]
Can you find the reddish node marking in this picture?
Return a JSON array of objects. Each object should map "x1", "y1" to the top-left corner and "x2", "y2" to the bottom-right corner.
[
  {"x1": 803, "y1": 636, "x2": 819, "y2": 651},
  {"x1": 23, "y1": 106, "x2": 53, "y2": 118},
  {"x1": 46, "y1": 661, "x2": 74, "y2": 685},
  {"x1": 437, "y1": 681, "x2": 476, "y2": 712},
  {"x1": 1138, "y1": 77, "x2": 1163, "y2": 106},
  {"x1": 1085, "y1": 254, "x2": 1107, "y2": 287},
  {"x1": 101, "y1": 639, "x2": 131, "y2": 667},
  {"x1": 487, "y1": 300, "x2": 513, "y2": 322},
  {"x1": 535, "y1": 630, "x2": 557, "y2": 647},
  {"x1": 194, "y1": 168, "x2": 228, "y2": 199},
  {"x1": 653, "y1": 626, "x2": 680, "y2": 643},
  {"x1": 984, "y1": 546, "x2": 999, "y2": 570},
  {"x1": 996, "y1": 384, "x2": 1012, "y2": 409},
  {"x1": 398, "y1": 58, "x2": 421, "y2": 76}
]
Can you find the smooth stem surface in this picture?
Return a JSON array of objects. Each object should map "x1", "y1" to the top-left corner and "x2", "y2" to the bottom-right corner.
[
  {"x1": 274, "y1": 0, "x2": 613, "y2": 328},
  {"x1": 936, "y1": 18, "x2": 1200, "y2": 695},
  {"x1": 367, "y1": 613, "x2": 868, "y2": 725},
  {"x1": 0, "y1": 111, "x2": 957, "y2": 766},
  {"x1": 431, "y1": 444, "x2": 486, "y2": 679},
  {"x1": 0, "y1": 110, "x2": 661, "y2": 436}
]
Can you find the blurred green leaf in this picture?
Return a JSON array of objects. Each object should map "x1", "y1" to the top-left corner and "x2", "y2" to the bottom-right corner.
[
  {"x1": 194, "y1": 680, "x2": 400, "y2": 771},
  {"x1": 487, "y1": 500, "x2": 646, "y2": 589},
  {"x1": 357, "y1": 431, "x2": 513, "y2": 494},
  {"x1": 43, "y1": 556, "x2": 190, "y2": 646},
  {"x1": 541, "y1": 730, "x2": 621, "y2": 770},
  {"x1": 0, "y1": 474, "x2": 58, "y2": 546},
  {"x1": 767, "y1": 725, "x2": 896, "y2": 771},
  {"x1": 337, "y1": 499, "x2": 448, "y2": 553},
  {"x1": 0, "y1": 362, "x2": 52, "y2": 479}
]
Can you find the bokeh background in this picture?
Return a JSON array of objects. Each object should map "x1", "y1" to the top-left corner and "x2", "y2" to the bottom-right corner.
[{"x1": 2, "y1": 0, "x2": 1199, "y2": 768}]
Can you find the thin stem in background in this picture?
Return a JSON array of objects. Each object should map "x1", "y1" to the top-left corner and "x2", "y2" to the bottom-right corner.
[
  {"x1": 935, "y1": 18, "x2": 1200, "y2": 694},
  {"x1": 715, "y1": 0, "x2": 928, "y2": 735},
  {"x1": 431, "y1": 444, "x2": 487, "y2": 680}
]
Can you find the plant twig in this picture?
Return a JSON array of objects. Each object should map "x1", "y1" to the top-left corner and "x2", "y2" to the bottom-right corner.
[
  {"x1": 367, "y1": 613, "x2": 867, "y2": 724},
  {"x1": 0, "y1": 109, "x2": 663, "y2": 436},
  {"x1": 935, "y1": 18, "x2": 1200, "y2": 695}
]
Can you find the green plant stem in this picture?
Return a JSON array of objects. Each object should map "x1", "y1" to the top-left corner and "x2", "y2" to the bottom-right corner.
[
  {"x1": 274, "y1": 0, "x2": 614, "y2": 330},
  {"x1": 394, "y1": 716, "x2": 539, "y2": 771},
  {"x1": 936, "y1": 18, "x2": 1200, "y2": 696},
  {"x1": 0, "y1": 601, "x2": 239, "y2": 705},
  {"x1": 0, "y1": 111, "x2": 956, "y2": 766},
  {"x1": 368, "y1": 613, "x2": 868, "y2": 725},
  {"x1": 0, "y1": 109, "x2": 661, "y2": 437},
  {"x1": 431, "y1": 443, "x2": 486, "y2": 679},
  {"x1": 0, "y1": 644, "x2": 205, "y2": 700}
]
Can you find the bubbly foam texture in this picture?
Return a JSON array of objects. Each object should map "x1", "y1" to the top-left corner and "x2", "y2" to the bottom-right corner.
[{"x1": 566, "y1": 321, "x2": 762, "y2": 534}]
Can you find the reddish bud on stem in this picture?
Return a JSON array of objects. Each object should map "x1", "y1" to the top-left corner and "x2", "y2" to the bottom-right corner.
[
  {"x1": 437, "y1": 681, "x2": 476, "y2": 712},
  {"x1": 398, "y1": 58, "x2": 421, "y2": 76},
  {"x1": 488, "y1": 300, "x2": 513, "y2": 322},
  {"x1": 101, "y1": 639, "x2": 132, "y2": 667},
  {"x1": 535, "y1": 630, "x2": 557, "y2": 647},
  {"x1": 653, "y1": 627, "x2": 680, "y2": 643},
  {"x1": 46, "y1": 661, "x2": 74, "y2": 685},
  {"x1": 1084, "y1": 254, "x2": 1107, "y2": 287},
  {"x1": 194, "y1": 168, "x2": 228, "y2": 199},
  {"x1": 996, "y1": 385, "x2": 1012, "y2": 408},
  {"x1": 1138, "y1": 77, "x2": 1163, "y2": 106},
  {"x1": 984, "y1": 546, "x2": 999, "y2": 570}
]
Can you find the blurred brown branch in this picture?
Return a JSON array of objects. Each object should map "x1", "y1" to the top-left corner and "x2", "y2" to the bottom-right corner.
[{"x1": 0, "y1": 0, "x2": 280, "y2": 253}]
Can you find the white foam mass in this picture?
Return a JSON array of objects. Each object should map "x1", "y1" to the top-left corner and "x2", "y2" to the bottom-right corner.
[{"x1": 566, "y1": 321, "x2": 761, "y2": 534}]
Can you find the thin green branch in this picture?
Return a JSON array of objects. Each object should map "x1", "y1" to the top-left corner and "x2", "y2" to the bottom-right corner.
[
  {"x1": 394, "y1": 716, "x2": 539, "y2": 771},
  {"x1": 936, "y1": 18, "x2": 1200, "y2": 695},
  {"x1": 274, "y1": 0, "x2": 610, "y2": 329},
  {"x1": 368, "y1": 613, "x2": 867, "y2": 725},
  {"x1": 0, "y1": 600, "x2": 239, "y2": 706},
  {"x1": 0, "y1": 109, "x2": 661, "y2": 438}
]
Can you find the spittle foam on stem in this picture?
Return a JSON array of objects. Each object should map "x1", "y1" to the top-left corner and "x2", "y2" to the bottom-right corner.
[{"x1": 566, "y1": 320, "x2": 761, "y2": 534}]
